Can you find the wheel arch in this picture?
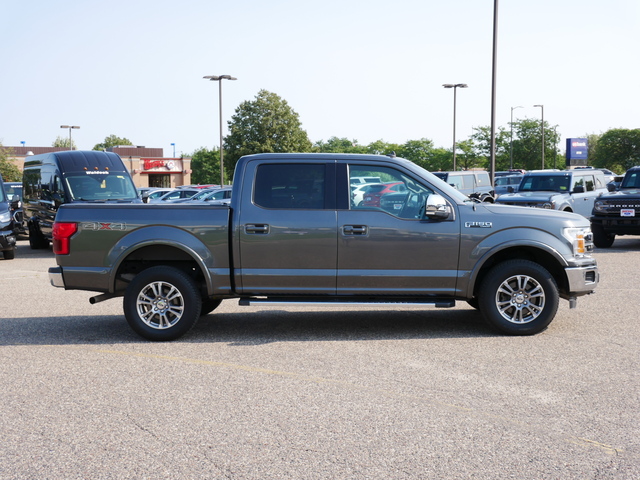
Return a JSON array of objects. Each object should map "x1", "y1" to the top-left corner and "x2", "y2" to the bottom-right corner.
[
  {"x1": 467, "y1": 242, "x2": 569, "y2": 300},
  {"x1": 106, "y1": 226, "x2": 215, "y2": 296}
]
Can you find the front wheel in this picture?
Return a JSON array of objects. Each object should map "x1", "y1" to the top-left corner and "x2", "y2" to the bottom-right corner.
[
  {"x1": 478, "y1": 260, "x2": 559, "y2": 335},
  {"x1": 123, "y1": 266, "x2": 202, "y2": 341},
  {"x1": 592, "y1": 224, "x2": 615, "y2": 248}
]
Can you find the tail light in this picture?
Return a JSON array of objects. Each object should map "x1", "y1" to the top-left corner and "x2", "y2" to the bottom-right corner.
[{"x1": 53, "y1": 222, "x2": 78, "y2": 255}]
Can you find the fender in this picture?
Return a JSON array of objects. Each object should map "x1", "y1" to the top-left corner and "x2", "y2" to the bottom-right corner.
[
  {"x1": 460, "y1": 226, "x2": 571, "y2": 298},
  {"x1": 106, "y1": 225, "x2": 228, "y2": 296}
]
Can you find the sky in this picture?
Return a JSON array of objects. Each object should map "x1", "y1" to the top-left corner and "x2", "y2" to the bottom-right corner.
[{"x1": 1, "y1": 0, "x2": 639, "y2": 157}]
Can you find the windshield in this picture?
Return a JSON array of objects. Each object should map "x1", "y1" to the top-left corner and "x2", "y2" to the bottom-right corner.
[
  {"x1": 65, "y1": 173, "x2": 138, "y2": 201},
  {"x1": 621, "y1": 171, "x2": 640, "y2": 189},
  {"x1": 518, "y1": 175, "x2": 571, "y2": 193}
]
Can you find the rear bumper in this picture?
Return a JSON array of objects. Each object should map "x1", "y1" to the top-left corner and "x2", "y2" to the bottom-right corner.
[{"x1": 48, "y1": 267, "x2": 65, "y2": 288}]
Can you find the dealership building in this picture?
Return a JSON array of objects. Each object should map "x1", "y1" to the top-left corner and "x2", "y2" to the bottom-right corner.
[{"x1": 3, "y1": 145, "x2": 192, "y2": 188}]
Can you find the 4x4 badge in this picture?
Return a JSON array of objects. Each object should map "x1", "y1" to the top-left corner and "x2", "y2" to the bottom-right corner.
[{"x1": 81, "y1": 222, "x2": 126, "y2": 231}]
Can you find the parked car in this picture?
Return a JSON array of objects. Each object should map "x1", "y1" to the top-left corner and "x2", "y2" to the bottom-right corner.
[
  {"x1": 590, "y1": 165, "x2": 640, "y2": 248},
  {"x1": 362, "y1": 182, "x2": 407, "y2": 207},
  {"x1": 191, "y1": 187, "x2": 233, "y2": 205},
  {"x1": 149, "y1": 188, "x2": 200, "y2": 203},
  {"x1": 0, "y1": 175, "x2": 17, "y2": 259},
  {"x1": 3, "y1": 182, "x2": 26, "y2": 236},
  {"x1": 351, "y1": 183, "x2": 373, "y2": 206},
  {"x1": 494, "y1": 174, "x2": 523, "y2": 198},
  {"x1": 495, "y1": 169, "x2": 607, "y2": 217},
  {"x1": 432, "y1": 171, "x2": 495, "y2": 202},
  {"x1": 140, "y1": 188, "x2": 174, "y2": 203}
]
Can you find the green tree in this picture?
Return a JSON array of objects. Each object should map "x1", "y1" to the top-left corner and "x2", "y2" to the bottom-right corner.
[
  {"x1": 190, "y1": 147, "x2": 222, "y2": 185},
  {"x1": 93, "y1": 134, "x2": 133, "y2": 151},
  {"x1": 469, "y1": 125, "x2": 510, "y2": 171},
  {"x1": 52, "y1": 135, "x2": 76, "y2": 150},
  {"x1": 365, "y1": 139, "x2": 401, "y2": 156},
  {"x1": 0, "y1": 144, "x2": 22, "y2": 181},
  {"x1": 224, "y1": 90, "x2": 313, "y2": 177},
  {"x1": 593, "y1": 128, "x2": 640, "y2": 173},
  {"x1": 313, "y1": 137, "x2": 368, "y2": 154}
]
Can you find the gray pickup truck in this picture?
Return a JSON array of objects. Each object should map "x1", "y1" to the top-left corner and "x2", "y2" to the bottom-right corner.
[{"x1": 49, "y1": 153, "x2": 599, "y2": 340}]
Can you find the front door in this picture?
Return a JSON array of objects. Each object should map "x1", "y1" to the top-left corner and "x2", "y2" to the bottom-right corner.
[{"x1": 337, "y1": 162, "x2": 460, "y2": 295}]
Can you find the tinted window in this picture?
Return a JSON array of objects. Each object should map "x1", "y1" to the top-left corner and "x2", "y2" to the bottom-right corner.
[{"x1": 254, "y1": 164, "x2": 326, "y2": 209}]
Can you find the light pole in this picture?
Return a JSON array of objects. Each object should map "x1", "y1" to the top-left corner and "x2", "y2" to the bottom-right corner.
[
  {"x1": 203, "y1": 75, "x2": 237, "y2": 186},
  {"x1": 60, "y1": 125, "x2": 80, "y2": 150},
  {"x1": 443, "y1": 83, "x2": 468, "y2": 171},
  {"x1": 509, "y1": 106, "x2": 523, "y2": 169},
  {"x1": 533, "y1": 104, "x2": 544, "y2": 169}
]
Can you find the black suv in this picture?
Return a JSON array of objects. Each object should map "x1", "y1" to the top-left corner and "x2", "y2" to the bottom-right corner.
[
  {"x1": 0, "y1": 174, "x2": 17, "y2": 260},
  {"x1": 590, "y1": 166, "x2": 640, "y2": 248}
]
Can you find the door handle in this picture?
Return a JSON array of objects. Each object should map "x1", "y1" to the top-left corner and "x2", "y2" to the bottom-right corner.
[
  {"x1": 343, "y1": 225, "x2": 368, "y2": 235},
  {"x1": 245, "y1": 224, "x2": 270, "y2": 234}
]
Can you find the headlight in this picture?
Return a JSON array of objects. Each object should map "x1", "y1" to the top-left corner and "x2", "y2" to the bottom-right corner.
[
  {"x1": 563, "y1": 227, "x2": 591, "y2": 256},
  {"x1": 0, "y1": 211, "x2": 11, "y2": 224},
  {"x1": 542, "y1": 202, "x2": 554, "y2": 209},
  {"x1": 594, "y1": 200, "x2": 605, "y2": 212}
]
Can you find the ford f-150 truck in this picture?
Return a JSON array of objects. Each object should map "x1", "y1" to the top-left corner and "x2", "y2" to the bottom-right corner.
[{"x1": 49, "y1": 153, "x2": 599, "y2": 340}]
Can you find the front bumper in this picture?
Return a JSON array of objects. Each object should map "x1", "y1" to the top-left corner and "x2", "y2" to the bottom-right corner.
[
  {"x1": 49, "y1": 267, "x2": 65, "y2": 288},
  {"x1": 565, "y1": 263, "x2": 599, "y2": 295}
]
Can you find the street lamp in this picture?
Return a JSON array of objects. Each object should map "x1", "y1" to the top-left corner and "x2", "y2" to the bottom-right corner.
[
  {"x1": 60, "y1": 125, "x2": 80, "y2": 150},
  {"x1": 509, "y1": 106, "x2": 523, "y2": 169},
  {"x1": 443, "y1": 83, "x2": 468, "y2": 171},
  {"x1": 533, "y1": 105, "x2": 544, "y2": 169},
  {"x1": 203, "y1": 75, "x2": 237, "y2": 186}
]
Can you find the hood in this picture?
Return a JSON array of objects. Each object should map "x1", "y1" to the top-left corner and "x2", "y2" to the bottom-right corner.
[
  {"x1": 481, "y1": 202, "x2": 588, "y2": 225},
  {"x1": 600, "y1": 188, "x2": 640, "y2": 199},
  {"x1": 496, "y1": 191, "x2": 556, "y2": 202}
]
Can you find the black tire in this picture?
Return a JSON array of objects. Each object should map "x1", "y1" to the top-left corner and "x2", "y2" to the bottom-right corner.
[
  {"x1": 466, "y1": 297, "x2": 480, "y2": 310},
  {"x1": 28, "y1": 223, "x2": 49, "y2": 249},
  {"x1": 3, "y1": 248, "x2": 15, "y2": 260},
  {"x1": 123, "y1": 266, "x2": 202, "y2": 341},
  {"x1": 592, "y1": 224, "x2": 615, "y2": 248},
  {"x1": 201, "y1": 298, "x2": 222, "y2": 316},
  {"x1": 478, "y1": 260, "x2": 559, "y2": 335}
]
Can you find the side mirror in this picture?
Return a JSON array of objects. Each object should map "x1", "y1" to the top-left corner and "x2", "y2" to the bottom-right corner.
[
  {"x1": 573, "y1": 185, "x2": 585, "y2": 193},
  {"x1": 425, "y1": 194, "x2": 451, "y2": 220},
  {"x1": 607, "y1": 183, "x2": 617, "y2": 192},
  {"x1": 507, "y1": 186, "x2": 514, "y2": 193}
]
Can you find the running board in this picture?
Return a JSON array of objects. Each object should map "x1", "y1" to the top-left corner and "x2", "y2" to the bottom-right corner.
[{"x1": 238, "y1": 297, "x2": 456, "y2": 308}]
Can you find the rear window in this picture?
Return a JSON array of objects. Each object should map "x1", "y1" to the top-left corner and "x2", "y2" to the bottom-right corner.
[{"x1": 254, "y1": 164, "x2": 326, "y2": 209}]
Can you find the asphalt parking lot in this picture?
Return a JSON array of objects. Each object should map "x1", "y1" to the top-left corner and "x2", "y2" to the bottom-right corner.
[{"x1": 1, "y1": 238, "x2": 638, "y2": 479}]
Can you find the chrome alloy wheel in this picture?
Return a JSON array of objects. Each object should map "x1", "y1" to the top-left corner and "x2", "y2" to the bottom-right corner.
[
  {"x1": 495, "y1": 274, "x2": 545, "y2": 324},
  {"x1": 136, "y1": 281, "x2": 185, "y2": 329}
]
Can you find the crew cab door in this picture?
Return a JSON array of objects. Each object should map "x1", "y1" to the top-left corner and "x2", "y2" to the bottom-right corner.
[
  {"x1": 235, "y1": 161, "x2": 338, "y2": 294},
  {"x1": 337, "y1": 162, "x2": 460, "y2": 295},
  {"x1": 571, "y1": 173, "x2": 598, "y2": 217}
]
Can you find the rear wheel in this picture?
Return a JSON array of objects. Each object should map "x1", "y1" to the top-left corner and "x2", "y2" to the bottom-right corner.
[
  {"x1": 478, "y1": 260, "x2": 559, "y2": 335},
  {"x1": 124, "y1": 266, "x2": 202, "y2": 341},
  {"x1": 592, "y1": 224, "x2": 615, "y2": 248},
  {"x1": 28, "y1": 223, "x2": 49, "y2": 249}
]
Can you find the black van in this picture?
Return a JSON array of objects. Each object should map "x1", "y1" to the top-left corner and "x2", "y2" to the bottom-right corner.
[
  {"x1": 22, "y1": 150, "x2": 140, "y2": 249},
  {"x1": 0, "y1": 174, "x2": 17, "y2": 260}
]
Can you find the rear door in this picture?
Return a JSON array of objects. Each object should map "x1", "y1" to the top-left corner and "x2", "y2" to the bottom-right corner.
[
  {"x1": 337, "y1": 162, "x2": 460, "y2": 295},
  {"x1": 236, "y1": 161, "x2": 338, "y2": 294}
]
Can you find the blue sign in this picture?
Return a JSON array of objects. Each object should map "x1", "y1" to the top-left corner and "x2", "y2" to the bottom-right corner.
[{"x1": 566, "y1": 138, "x2": 588, "y2": 160}]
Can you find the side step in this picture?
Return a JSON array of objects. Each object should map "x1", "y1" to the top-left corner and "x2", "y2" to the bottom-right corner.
[{"x1": 239, "y1": 297, "x2": 456, "y2": 308}]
